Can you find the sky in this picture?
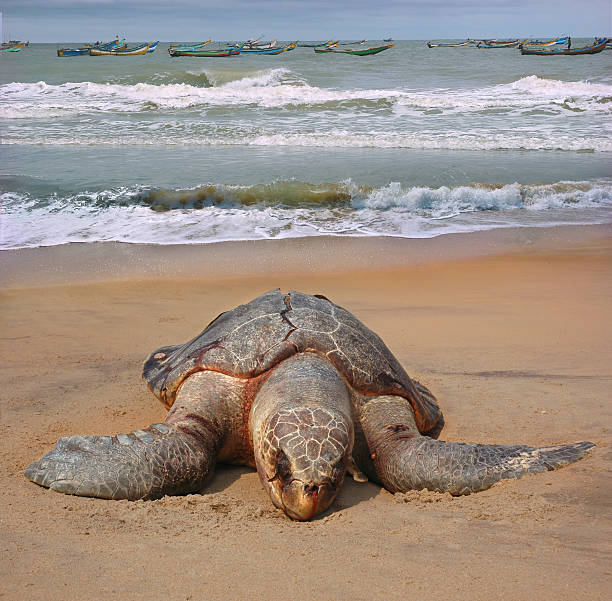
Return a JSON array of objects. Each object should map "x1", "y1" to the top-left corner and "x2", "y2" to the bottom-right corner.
[{"x1": 1, "y1": 0, "x2": 610, "y2": 42}]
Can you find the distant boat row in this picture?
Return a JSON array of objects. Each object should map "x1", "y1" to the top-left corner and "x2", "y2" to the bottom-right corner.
[
  {"x1": 170, "y1": 37, "x2": 393, "y2": 57},
  {"x1": 7, "y1": 36, "x2": 608, "y2": 58},
  {"x1": 427, "y1": 37, "x2": 567, "y2": 48},
  {"x1": 57, "y1": 38, "x2": 158, "y2": 56},
  {"x1": 51, "y1": 37, "x2": 395, "y2": 58},
  {"x1": 426, "y1": 36, "x2": 610, "y2": 55},
  {"x1": 168, "y1": 39, "x2": 301, "y2": 57}
]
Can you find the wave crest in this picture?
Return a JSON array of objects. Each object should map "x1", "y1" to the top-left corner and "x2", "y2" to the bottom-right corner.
[
  {"x1": 3, "y1": 74, "x2": 610, "y2": 117},
  {"x1": 2, "y1": 179, "x2": 610, "y2": 249}
]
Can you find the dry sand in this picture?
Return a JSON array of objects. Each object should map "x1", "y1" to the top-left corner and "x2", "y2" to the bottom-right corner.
[{"x1": 1, "y1": 225, "x2": 611, "y2": 600}]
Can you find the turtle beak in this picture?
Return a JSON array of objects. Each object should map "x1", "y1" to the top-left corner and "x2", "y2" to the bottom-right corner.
[{"x1": 279, "y1": 479, "x2": 337, "y2": 521}]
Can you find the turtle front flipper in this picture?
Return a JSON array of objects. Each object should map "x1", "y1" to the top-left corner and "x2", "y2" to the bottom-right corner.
[
  {"x1": 24, "y1": 370, "x2": 236, "y2": 500},
  {"x1": 361, "y1": 395, "x2": 595, "y2": 496},
  {"x1": 24, "y1": 422, "x2": 219, "y2": 500}
]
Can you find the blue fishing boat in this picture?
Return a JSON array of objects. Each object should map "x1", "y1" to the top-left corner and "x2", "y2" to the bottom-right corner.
[
  {"x1": 57, "y1": 38, "x2": 125, "y2": 57},
  {"x1": 520, "y1": 37, "x2": 608, "y2": 55},
  {"x1": 476, "y1": 39, "x2": 520, "y2": 48},
  {"x1": 90, "y1": 41, "x2": 154, "y2": 56},
  {"x1": 240, "y1": 41, "x2": 298, "y2": 55},
  {"x1": 57, "y1": 46, "x2": 90, "y2": 56},
  {"x1": 1, "y1": 42, "x2": 24, "y2": 52},
  {"x1": 169, "y1": 43, "x2": 245, "y2": 57}
]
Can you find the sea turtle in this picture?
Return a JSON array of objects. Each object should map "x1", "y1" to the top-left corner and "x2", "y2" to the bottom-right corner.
[{"x1": 25, "y1": 289, "x2": 594, "y2": 520}]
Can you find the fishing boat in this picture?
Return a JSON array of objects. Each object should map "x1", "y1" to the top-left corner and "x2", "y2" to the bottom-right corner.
[
  {"x1": 1, "y1": 42, "x2": 24, "y2": 52},
  {"x1": 169, "y1": 40, "x2": 211, "y2": 51},
  {"x1": 169, "y1": 43, "x2": 244, "y2": 57},
  {"x1": 90, "y1": 42, "x2": 154, "y2": 56},
  {"x1": 339, "y1": 39, "x2": 366, "y2": 46},
  {"x1": 57, "y1": 38, "x2": 125, "y2": 57},
  {"x1": 427, "y1": 40, "x2": 470, "y2": 47},
  {"x1": 383, "y1": 37, "x2": 393, "y2": 42},
  {"x1": 520, "y1": 37, "x2": 608, "y2": 55},
  {"x1": 146, "y1": 41, "x2": 159, "y2": 53},
  {"x1": 240, "y1": 41, "x2": 298, "y2": 55},
  {"x1": 314, "y1": 43, "x2": 393, "y2": 56},
  {"x1": 2, "y1": 39, "x2": 27, "y2": 48},
  {"x1": 477, "y1": 39, "x2": 521, "y2": 48},
  {"x1": 57, "y1": 47, "x2": 90, "y2": 56}
]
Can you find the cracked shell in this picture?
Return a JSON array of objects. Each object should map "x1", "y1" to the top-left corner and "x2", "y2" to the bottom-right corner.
[{"x1": 142, "y1": 289, "x2": 443, "y2": 436}]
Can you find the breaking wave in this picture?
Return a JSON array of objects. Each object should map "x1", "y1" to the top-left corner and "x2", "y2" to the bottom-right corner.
[
  {"x1": 2, "y1": 74, "x2": 610, "y2": 117},
  {"x1": 2, "y1": 179, "x2": 611, "y2": 249}
]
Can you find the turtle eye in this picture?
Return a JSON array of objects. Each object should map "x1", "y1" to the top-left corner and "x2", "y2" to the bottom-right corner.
[{"x1": 268, "y1": 449, "x2": 291, "y2": 482}]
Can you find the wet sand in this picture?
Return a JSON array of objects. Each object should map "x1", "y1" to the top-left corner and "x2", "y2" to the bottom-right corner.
[{"x1": 1, "y1": 225, "x2": 611, "y2": 600}]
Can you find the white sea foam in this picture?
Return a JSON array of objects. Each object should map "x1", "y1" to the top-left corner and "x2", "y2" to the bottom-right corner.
[
  {"x1": 0, "y1": 73, "x2": 392, "y2": 115},
  {"x1": 1, "y1": 73, "x2": 610, "y2": 152},
  {"x1": 394, "y1": 76, "x2": 612, "y2": 115},
  {"x1": 508, "y1": 75, "x2": 612, "y2": 97},
  {"x1": 3, "y1": 131, "x2": 610, "y2": 152},
  {"x1": 2, "y1": 74, "x2": 610, "y2": 117},
  {"x1": 2, "y1": 180, "x2": 611, "y2": 250}
]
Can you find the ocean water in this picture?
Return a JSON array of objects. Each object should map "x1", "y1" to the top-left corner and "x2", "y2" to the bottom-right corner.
[{"x1": 1, "y1": 40, "x2": 611, "y2": 249}]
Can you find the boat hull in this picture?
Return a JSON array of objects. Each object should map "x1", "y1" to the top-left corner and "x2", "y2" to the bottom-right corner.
[
  {"x1": 427, "y1": 41, "x2": 469, "y2": 48},
  {"x1": 169, "y1": 44, "x2": 244, "y2": 57},
  {"x1": 90, "y1": 42, "x2": 152, "y2": 56},
  {"x1": 314, "y1": 43, "x2": 393, "y2": 56},
  {"x1": 57, "y1": 47, "x2": 90, "y2": 56}
]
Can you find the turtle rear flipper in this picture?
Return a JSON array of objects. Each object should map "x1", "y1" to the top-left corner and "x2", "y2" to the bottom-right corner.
[
  {"x1": 25, "y1": 422, "x2": 220, "y2": 500},
  {"x1": 361, "y1": 395, "x2": 595, "y2": 495}
]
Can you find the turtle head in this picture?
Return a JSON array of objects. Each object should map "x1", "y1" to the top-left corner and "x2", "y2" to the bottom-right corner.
[{"x1": 256, "y1": 407, "x2": 351, "y2": 521}]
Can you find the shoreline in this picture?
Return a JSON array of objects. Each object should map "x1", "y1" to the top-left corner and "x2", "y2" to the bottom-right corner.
[{"x1": 2, "y1": 223, "x2": 610, "y2": 288}]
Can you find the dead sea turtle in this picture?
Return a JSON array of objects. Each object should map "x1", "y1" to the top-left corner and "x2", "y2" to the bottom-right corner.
[{"x1": 25, "y1": 289, "x2": 594, "y2": 520}]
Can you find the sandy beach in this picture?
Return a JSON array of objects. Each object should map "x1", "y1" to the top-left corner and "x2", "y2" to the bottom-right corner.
[{"x1": 1, "y1": 225, "x2": 611, "y2": 600}]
